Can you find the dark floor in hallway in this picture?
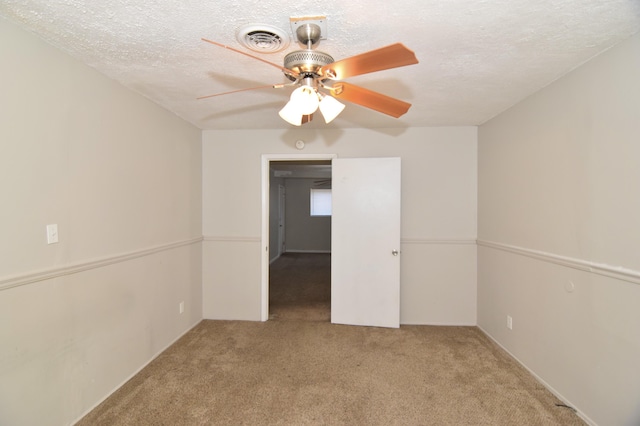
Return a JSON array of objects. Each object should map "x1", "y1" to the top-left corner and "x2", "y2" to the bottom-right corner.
[{"x1": 269, "y1": 252, "x2": 331, "y2": 322}]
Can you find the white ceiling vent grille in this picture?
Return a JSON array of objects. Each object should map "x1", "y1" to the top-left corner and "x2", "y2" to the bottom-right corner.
[{"x1": 236, "y1": 24, "x2": 290, "y2": 53}]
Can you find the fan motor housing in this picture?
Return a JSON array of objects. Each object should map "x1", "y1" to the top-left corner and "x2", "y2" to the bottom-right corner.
[{"x1": 284, "y1": 50, "x2": 334, "y2": 81}]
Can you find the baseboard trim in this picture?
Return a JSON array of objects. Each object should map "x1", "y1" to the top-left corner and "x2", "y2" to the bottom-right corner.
[
  {"x1": 477, "y1": 325, "x2": 596, "y2": 426},
  {"x1": 0, "y1": 237, "x2": 203, "y2": 292},
  {"x1": 400, "y1": 321, "x2": 477, "y2": 326},
  {"x1": 477, "y1": 239, "x2": 640, "y2": 285},
  {"x1": 71, "y1": 319, "x2": 203, "y2": 425}
]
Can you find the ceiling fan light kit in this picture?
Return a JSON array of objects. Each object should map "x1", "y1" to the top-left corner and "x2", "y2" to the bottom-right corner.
[
  {"x1": 200, "y1": 16, "x2": 419, "y2": 126},
  {"x1": 279, "y1": 85, "x2": 321, "y2": 126},
  {"x1": 291, "y1": 85, "x2": 320, "y2": 114},
  {"x1": 278, "y1": 101, "x2": 304, "y2": 126},
  {"x1": 318, "y1": 93, "x2": 346, "y2": 123},
  {"x1": 279, "y1": 84, "x2": 346, "y2": 125}
]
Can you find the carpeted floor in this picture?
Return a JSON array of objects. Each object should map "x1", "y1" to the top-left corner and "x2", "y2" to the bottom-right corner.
[{"x1": 77, "y1": 253, "x2": 584, "y2": 425}]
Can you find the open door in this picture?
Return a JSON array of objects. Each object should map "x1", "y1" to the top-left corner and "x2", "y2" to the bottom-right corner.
[{"x1": 331, "y1": 157, "x2": 401, "y2": 328}]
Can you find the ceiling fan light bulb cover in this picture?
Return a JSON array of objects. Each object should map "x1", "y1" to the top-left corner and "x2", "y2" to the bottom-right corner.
[
  {"x1": 319, "y1": 95, "x2": 345, "y2": 123},
  {"x1": 279, "y1": 101, "x2": 303, "y2": 126},
  {"x1": 290, "y1": 86, "x2": 320, "y2": 115}
]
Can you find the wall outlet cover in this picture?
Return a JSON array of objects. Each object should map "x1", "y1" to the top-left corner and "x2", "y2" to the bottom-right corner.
[{"x1": 46, "y1": 224, "x2": 59, "y2": 244}]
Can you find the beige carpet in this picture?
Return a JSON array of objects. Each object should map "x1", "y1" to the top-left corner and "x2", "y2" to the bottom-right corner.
[{"x1": 77, "y1": 253, "x2": 584, "y2": 425}]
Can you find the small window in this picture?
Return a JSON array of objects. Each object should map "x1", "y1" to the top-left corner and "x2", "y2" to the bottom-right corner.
[{"x1": 310, "y1": 188, "x2": 332, "y2": 216}]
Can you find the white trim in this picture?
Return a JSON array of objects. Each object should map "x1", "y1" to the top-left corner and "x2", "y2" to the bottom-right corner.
[
  {"x1": 0, "y1": 237, "x2": 203, "y2": 292},
  {"x1": 401, "y1": 238, "x2": 477, "y2": 245},
  {"x1": 284, "y1": 249, "x2": 332, "y2": 254},
  {"x1": 401, "y1": 321, "x2": 477, "y2": 326},
  {"x1": 477, "y1": 325, "x2": 596, "y2": 426},
  {"x1": 261, "y1": 153, "x2": 338, "y2": 322},
  {"x1": 477, "y1": 239, "x2": 640, "y2": 285}
]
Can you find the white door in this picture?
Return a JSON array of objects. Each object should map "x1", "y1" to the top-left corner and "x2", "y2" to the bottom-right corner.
[{"x1": 331, "y1": 157, "x2": 401, "y2": 328}]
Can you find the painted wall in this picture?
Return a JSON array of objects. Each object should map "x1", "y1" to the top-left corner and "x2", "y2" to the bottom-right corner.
[
  {"x1": 284, "y1": 178, "x2": 332, "y2": 253},
  {"x1": 0, "y1": 17, "x2": 203, "y2": 425},
  {"x1": 478, "y1": 32, "x2": 640, "y2": 426},
  {"x1": 202, "y1": 127, "x2": 477, "y2": 324},
  {"x1": 267, "y1": 174, "x2": 330, "y2": 260}
]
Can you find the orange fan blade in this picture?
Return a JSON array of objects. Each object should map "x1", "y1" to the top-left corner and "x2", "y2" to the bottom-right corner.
[
  {"x1": 202, "y1": 38, "x2": 299, "y2": 79},
  {"x1": 197, "y1": 84, "x2": 284, "y2": 100},
  {"x1": 329, "y1": 82, "x2": 412, "y2": 118},
  {"x1": 320, "y1": 43, "x2": 418, "y2": 80}
]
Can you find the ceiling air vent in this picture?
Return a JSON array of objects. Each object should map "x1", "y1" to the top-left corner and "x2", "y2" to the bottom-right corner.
[{"x1": 235, "y1": 24, "x2": 290, "y2": 53}]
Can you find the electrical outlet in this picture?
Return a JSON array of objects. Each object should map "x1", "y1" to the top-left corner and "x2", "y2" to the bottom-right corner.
[
  {"x1": 507, "y1": 315, "x2": 513, "y2": 330},
  {"x1": 46, "y1": 224, "x2": 59, "y2": 244},
  {"x1": 179, "y1": 301, "x2": 184, "y2": 314}
]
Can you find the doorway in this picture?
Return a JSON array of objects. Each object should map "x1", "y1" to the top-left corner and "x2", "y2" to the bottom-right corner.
[
  {"x1": 261, "y1": 155, "x2": 402, "y2": 327},
  {"x1": 268, "y1": 159, "x2": 332, "y2": 321},
  {"x1": 261, "y1": 154, "x2": 336, "y2": 321}
]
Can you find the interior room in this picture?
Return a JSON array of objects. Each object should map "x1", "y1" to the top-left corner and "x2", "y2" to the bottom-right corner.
[{"x1": 1, "y1": 2, "x2": 639, "y2": 425}]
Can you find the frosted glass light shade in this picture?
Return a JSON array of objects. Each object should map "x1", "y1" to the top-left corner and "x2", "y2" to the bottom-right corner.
[
  {"x1": 289, "y1": 86, "x2": 320, "y2": 115},
  {"x1": 279, "y1": 101, "x2": 303, "y2": 126},
  {"x1": 318, "y1": 95, "x2": 345, "y2": 123}
]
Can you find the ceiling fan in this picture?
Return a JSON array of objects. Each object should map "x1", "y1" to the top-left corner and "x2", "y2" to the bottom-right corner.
[
  {"x1": 198, "y1": 22, "x2": 419, "y2": 126},
  {"x1": 313, "y1": 178, "x2": 332, "y2": 188}
]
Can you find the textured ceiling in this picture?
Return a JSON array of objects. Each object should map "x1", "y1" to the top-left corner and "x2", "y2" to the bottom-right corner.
[{"x1": 1, "y1": 1, "x2": 639, "y2": 130}]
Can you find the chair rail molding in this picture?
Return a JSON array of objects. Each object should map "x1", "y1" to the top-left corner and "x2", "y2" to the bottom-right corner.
[
  {"x1": 477, "y1": 239, "x2": 640, "y2": 285},
  {"x1": 0, "y1": 237, "x2": 204, "y2": 292},
  {"x1": 203, "y1": 236, "x2": 261, "y2": 243},
  {"x1": 401, "y1": 237, "x2": 477, "y2": 245}
]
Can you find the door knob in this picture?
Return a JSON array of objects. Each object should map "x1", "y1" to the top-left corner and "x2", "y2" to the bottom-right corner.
[{"x1": 392, "y1": 249, "x2": 399, "y2": 256}]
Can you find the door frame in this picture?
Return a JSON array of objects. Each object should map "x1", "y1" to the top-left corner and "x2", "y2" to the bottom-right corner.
[
  {"x1": 260, "y1": 153, "x2": 337, "y2": 321},
  {"x1": 277, "y1": 184, "x2": 286, "y2": 257}
]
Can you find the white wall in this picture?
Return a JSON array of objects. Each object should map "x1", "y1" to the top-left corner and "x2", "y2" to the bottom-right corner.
[
  {"x1": 267, "y1": 175, "x2": 331, "y2": 258},
  {"x1": 284, "y1": 178, "x2": 331, "y2": 253},
  {"x1": 478, "y1": 32, "x2": 640, "y2": 426},
  {"x1": 202, "y1": 127, "x2": 477, "y2": 324},
  {"x1": 0, "y1": 17, "x2": 203, "y2": 425}
]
